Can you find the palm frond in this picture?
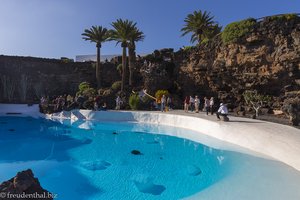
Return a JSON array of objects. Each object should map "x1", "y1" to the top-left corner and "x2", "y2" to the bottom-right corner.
[
  {"x1": 181, "y1": 10, "x2": 219, "y2": 44},
  {"x1": 81, "y1": 25, "x2": 109, "y2": 45}
]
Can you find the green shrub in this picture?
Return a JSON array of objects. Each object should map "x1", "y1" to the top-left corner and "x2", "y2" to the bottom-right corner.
[
  {"x1": 129, "y1": 94, "x2": 140, "y2": 110},
  {"x1": 102, "y1": 89, "x2": 112, "y2": 96},
  {"x1": 78, "y1": 82, "x2": 90, "y2": 93},
  {"x1": 61, "y1": 57, "x2": 74, "y2": 63},
  {"x1": 155, "y1": 90, "x2": 169, "y2": 101},
  {"x1": 243, "y1": 90, "x2": 272, "y2": 117},
  {"x1": 111, "y1": 81, "x2": 122, "y2": 91},
  {"x1": 82, "y1": 88, "x2": 96, "y2": 97},
  {"x1": 77, "y1": 82, "x2": 96, "y2": 98},
  {"x1": 269, "y1": 14, "x2": 299, "y2": 21},
  {"x1": 221, "y1": 18, "x2": 256, "y2": 44},
  {"x1": 182, "y1": 46, "x2": 194, "y2": 51}
]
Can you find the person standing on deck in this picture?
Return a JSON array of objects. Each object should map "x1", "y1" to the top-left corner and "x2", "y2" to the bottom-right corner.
[
  {"x1": 194, "y1": 96, "x2": 200, "y2": 113},
  {"x1": 204, "y1": 97, "x2": 210, "y2": 115},
  {"x1": 190, "y1": 96, "x2": 195, "y2": 112},
  {"x1": 184, "y1": 96, "x2": 190, "y2": 112},
  {"x1": 161, "y1": 95, "x2": 166, "y2": 112},
  {"x1": 210, "y1": 97, "x2": 215, "y2": 115}
]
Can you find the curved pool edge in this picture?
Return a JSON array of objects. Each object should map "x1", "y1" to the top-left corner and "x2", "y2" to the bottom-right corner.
[{"x1": 45, "y1": 109, "x2": 300, "y2": 172}]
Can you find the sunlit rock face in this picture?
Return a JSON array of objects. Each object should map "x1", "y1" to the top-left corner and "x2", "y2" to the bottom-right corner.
[
  {"x1": 174, "y1": 17, "x2": 300, "y2": 110},
  {"x1": 134, "y1": 17, "x2": 300, "y2": 114}
]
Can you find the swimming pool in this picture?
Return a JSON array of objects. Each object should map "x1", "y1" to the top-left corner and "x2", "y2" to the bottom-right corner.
[{"x1": 0, "y1": 116, "x2": 300, "y2": 200}]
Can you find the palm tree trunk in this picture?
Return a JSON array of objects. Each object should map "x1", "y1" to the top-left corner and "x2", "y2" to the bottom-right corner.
[
  {"x1": 128, "y1": 47, "x2": 133, "y2": 86},
  {"x1": 128, "y1": 42, "x2": 137, "y2": 86},
  {"x1": 96, "y1": 45, "x2": 101, "y2": 89},
  {"x1": 121, "y1": 46, "x2": 127, "y2": 92}
]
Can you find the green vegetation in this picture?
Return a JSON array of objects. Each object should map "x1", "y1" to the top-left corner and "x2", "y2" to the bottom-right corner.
[
  {"x1": 78, "y1": 82, "x2": 90, "y2": 92},
  {"x1": 182, "y1": 46, "x2": 195, "y2": 52},
  {"x1": 243, "y1": 90, "x2": 272, "y2": 118},
  {"x1": 77, "y1": 82, "x2": 96, "y2": 98},
  {"x1": 129, "y1": 93, "x2": 140, "y2": 110},
  {"x1": 81, "y1": 20, "x2": 144, "y2": 91},
  {"x1": 155, "y1": 90, "x2": 169, "y2": 101},
  {"x1": 60, "y1": 57, "x2": 74, "y2": 63},
  {"x1": 82, "y1": 26, "x2": 110, "y2": 89},
  {"x1": 110, "y1": 19, "x2": 141, "y2": 92},
  {"x1": 181, "y1": 10, "x2": 221, "y2": 44},
  {"x1": 269, "y1": 14, "x2": 299, "y2": 21},
  {"x1": 111, "y1": 81, "x2": 122, "y2": 91},
  {"x1": 221, "y1": 18, "x2": 256, "y2": 44}
]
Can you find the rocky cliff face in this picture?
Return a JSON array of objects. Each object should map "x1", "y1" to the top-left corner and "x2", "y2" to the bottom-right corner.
[
  {"x1": 139, "y1": 17, "x2": 300, "y2": 112},
  {"x1": 0, "y1": 56, "x2": 119, "y2": 103},
  {"x1": 175, "y1": 17, "x2": 300, "y2": 108}
]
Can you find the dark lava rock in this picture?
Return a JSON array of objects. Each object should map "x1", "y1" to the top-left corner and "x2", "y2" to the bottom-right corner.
[
  {"x1": 0, "y1": 169, "x2": 53, "y2": 200},
  {"x1": 282, "y1": 97, "x2": 300, "y2": 126},
  {"x1": 131, "y1": 150, "x2": 143, "y2": 155}
]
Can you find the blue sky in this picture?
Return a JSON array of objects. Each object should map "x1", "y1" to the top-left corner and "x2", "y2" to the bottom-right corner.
[{"x1": 0, "y1": 0, "x2": 299, "y2": 59}]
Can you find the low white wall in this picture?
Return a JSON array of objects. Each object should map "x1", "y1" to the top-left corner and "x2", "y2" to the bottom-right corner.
[
  {"x1": 46, "y1": 109, "x2": 300, "y2": 171},
  {"x1": 0, "y1": 104, "x2": 43, "y2": 118}
]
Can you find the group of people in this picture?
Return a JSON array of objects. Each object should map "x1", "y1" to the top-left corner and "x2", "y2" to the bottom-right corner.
[
  {"x1": 40, "y1": 95, "x2": 76, "y2": 113},
  {"x1": 184, "y1": 96, "x2": 214, "y2": 114},
  {"x1": 183, "y1": 95, "x2": 229, "y2": 120},
  {"x1": 158, "y1": 95, "x2": 173, "y2": 112},
  {"x1": 39, "y1": 94, "x2": 108, "y2": 113},
  {"x1": 40, "y1": 93, "x2": 229, "y2": 121}
]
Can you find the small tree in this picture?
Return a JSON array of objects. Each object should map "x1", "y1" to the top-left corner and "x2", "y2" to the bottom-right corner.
[
  {"x1": 77, "y1": 82, "x2": 96, "y2": 98},
  {"x1": 129, "y1": 93, "x2": 140, "y2": 110},
  {"x1": 243, "y1": 90, "x2": 272, "y2": 118},
  {"x1": 155, "y1": 90, "x2": 169, "y2": 101}
]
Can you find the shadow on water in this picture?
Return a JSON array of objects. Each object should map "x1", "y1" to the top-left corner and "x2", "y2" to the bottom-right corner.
[{"x1": 0, "y1": 116, "x2": 101, "y2": 200}]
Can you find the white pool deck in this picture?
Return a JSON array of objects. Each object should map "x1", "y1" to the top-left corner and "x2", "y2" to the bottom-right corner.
[{"x1": 1, "y1": 104, "x2": 300, "y2": 173}]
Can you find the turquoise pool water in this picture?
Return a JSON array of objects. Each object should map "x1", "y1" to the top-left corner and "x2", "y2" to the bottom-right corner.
[{"x1": 1, "y1": 116, "x2": 300, "y2": 200}]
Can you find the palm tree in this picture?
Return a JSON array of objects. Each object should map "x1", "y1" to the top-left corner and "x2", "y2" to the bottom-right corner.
[
  {"x1": 110, "y1": 19, "x2": 137, "y2": 91},
  {"x1": 128, "y1": 27, "x2": 145, "y2": 86},
  {"x1": 82, "y1": 26, "x2": 109, "y2": 89},
  {"x1": 181, "y1": 10, "x2": 219, "y2": 44}
]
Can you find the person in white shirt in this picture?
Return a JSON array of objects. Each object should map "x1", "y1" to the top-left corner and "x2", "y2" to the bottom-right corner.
[
  {"x1": 115, "y1": 96, "x2": 122, "y2": 110},
  {"x1": 189, "y1": 96, "x2": 195, "y2": 112},
  {"x1": 209, "y1": 97, "x2": 214, "y2": 115},
  {"x1": 194, "y1": 96, "x2": 200, "y2": 113},
  {"x1": 204, "y1": 97, "x2": 210, "y2": 115},
  {"x1": 216, "y1": 103, "x2": 229, "y2": 120},
  {"x1": 161, "y1": 95, "x2": 166, "y2": 112}
]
